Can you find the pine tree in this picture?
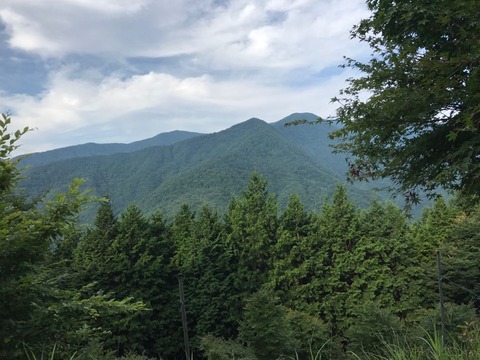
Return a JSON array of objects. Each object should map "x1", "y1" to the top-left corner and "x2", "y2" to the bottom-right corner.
[
  {"x1": 224, "y1": 173, "x2": 278, "y2": 326},
  {"x1": 267, "y1": 194, "x2": 318, "y2": 310},
  {"x1": 354, "y1": 201, "x2": 422, "y2": 315},
  {"x1": 97, "y1": 204, "x2": 177, "y2": 357},
  {"x1": 191, "y1": 206, "x2": 236, "y2": 338},
  {"x1": 73, "y1": 197, "x2": 118, "y2": 288},
  {"x1": 409, "y1": 197, "x2": 460, "y2": 307},
  {"x1": 316, "y1": 185, "x2": 360, "y2": 335}
]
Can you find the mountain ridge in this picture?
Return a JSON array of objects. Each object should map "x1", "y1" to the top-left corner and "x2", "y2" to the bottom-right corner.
[
  {"x1": 18, "y1": 113, "x2": 395, "y2": 220},
  {"x1": 17, "y1": 129, "x2": 204, "y2": 167}
]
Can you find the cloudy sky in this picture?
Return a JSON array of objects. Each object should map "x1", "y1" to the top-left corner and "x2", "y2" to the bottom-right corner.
[{"x1": 0, "y1": 0, "x2": 370, "y2": 154}]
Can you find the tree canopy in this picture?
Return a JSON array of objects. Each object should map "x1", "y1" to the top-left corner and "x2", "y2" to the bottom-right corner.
[{"x1": 331, "y1": 0, "x2": 480, "y2": 202}]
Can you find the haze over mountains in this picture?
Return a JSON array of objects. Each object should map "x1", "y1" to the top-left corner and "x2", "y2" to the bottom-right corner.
[{"x1": 18, "y1": 113, "x2": 399, "y2": 220}]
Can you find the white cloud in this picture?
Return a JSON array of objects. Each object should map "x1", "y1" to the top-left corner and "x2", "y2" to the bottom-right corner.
[
  {"x1": 0, "y1": 0, "x2": 372, "y2": 154},
  {"x1": 2, "y1": 64, "x2": 355, "y2": 154},
  {"x1": 57, "y1": 0, "x2": 148, "y2": 14},
  {"x1": 0, "y1": 0, "x2": 368, "y2": 66},
  {"x1": 0, "y1": 8, "x2": 61, "y2": 54}
]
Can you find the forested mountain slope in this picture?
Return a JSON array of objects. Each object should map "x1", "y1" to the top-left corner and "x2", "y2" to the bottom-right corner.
[
  {"x1": 271, "y1": 112, "x2": 346, "y2": 176},
  {"x1": 18, "y1": 130, "x2": 203, "y2": 167},
  {"x1": 19, "y1": 115, "x2": 379, "y2": 219}
]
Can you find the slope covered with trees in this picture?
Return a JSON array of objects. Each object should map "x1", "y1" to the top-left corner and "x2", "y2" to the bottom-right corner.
[
  {"x1": 19, "y1": 116, "x2": 379, "y2": 220},
  {"x1": 4, "y1": 0, "x2": 480, "y2": 358},
  {"x1": 3, "y1": 113, "x2": 480, "y2": 359},
  {"x1": 18, "y1": 130, "x2": 203, "y2": 167}
]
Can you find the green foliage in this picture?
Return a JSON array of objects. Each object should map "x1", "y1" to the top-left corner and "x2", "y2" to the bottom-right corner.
[
  {"x1": 354, "y1": 324, "x2": 480, "y2": 360},
  {"x1": 200, "y1": 335, "x2": 256, "y2": 360},
  {"x1": 238, "y1": 290, "x2": 295, "y2": 360},
  {"x1": 412, "y1": 303, "x2": 479, "y2": 346},
  {"x1": 316, "y1": 185, "x2": 361, "y2": 333},
  {"x1": 285, "y1": 309, "x2": 331, "y2": 360},
  {"x1": 331, "y1": 0, "x2": 480, "y2": 201},
  {"x1": 0, "y1": 114, "x2": 144, "y2": 359},
  {"x1": 440, "y1": 206, "x2": 480, "y2": 308},
  {"x1": 346, "y1": 302, "x2": 403, "y2": 356},
  {"x1": 267, "y1": 194, "x2": 319, "y2": 309},
  {"x1": 225, "y1": 173, "x2": 278, "y2": 324},
  {"x1": 354, "y1": 201, "x2": 423, "y2": 315},
  {"x1": 5, "y1": 111, "x2": 480, "y2": 358},
  {"x1": 19, "y1": 115, "x2": 381, "y2": 223},
  {"x1": 0, "y1": 113, "x2": 29, "y2": 192},
  {"x1": 227, "y1": 172, "x2": 278, "y2": 279},
  {"x1": 176, "y1": 205, "x2": 237, "y2": 342},
  {"x1": 88, "y1": 204, "x2": 179, "y2": 357},
  {"x1": 73, "y1": 197, "x2": 118, "y2": 283}
]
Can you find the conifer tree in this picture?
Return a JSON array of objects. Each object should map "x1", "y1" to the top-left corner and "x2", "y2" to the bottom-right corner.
[
  {"x1": 409, "y1": 197, "x2": 460, "y2": 307},
  {"x1": 73, "y1": 197, "x2": 118, "y2": 287},
  {"x1": 171, "y1": 203, "x2": 196, "y2": 269},
  {"x1": 267, "y1": 194, "x2": 318, "y2": 310},
  {"x1": 354, "y1": 201, "x2": 422, "y2": 315},
  {"x1": 238, "y1": 290, "x2": 295, "y2": 360},
  {"x1": 440, "y1": 205, "x2": 480, "y2": 308},
  {"x1": 316, "y1": 185, "x2": 360, "y2": 335},
  {"x1": 192, "y1": 206, "x2": 236, "y2": 338},
  {"x1": 98, "y1": 204, "x2": 176, "y2": 357},
  {"x1": 175, "y1": 205, "x2": 238, "y2": 344},
  {"x1": 225, "y1": 173, "x2": 278, "y2": 324}
]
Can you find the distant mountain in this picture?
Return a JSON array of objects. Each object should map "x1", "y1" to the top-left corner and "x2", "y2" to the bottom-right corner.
[
  {"x1": 18, "y1": 113, "x2": 402, "y2": 221},
  {"x1": 271, "y1": 113, "x2": 346, "y2": 176},
  {"x1": 18, "y1": 130, "x2": 203, "y2": 167},
  {"x1": 272, "y1": 113, "x2": 397, "y2": 192}
]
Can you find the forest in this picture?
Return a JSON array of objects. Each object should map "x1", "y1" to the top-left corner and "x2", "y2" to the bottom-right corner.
[
  {"x1": 2, "y1": 111, "x2": 480, "y2": 359},
  {"x1": 3, "y1": 0, "x2": 480, "y2": 357}
]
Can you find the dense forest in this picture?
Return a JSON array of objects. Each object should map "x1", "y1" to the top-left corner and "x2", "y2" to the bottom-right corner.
[
  {"x1": 3, "y1": 0, "x2": 480, "y2": 357},
  {"x1": 18, "y1": 114, "x2": 386, "y2": 222},
  {"x1": 2, "y1": 112, "x2": 480, "y2": 359}
]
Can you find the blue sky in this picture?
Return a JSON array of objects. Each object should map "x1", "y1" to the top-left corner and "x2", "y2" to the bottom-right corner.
[{"x1": 0, "y1": 0, "x2": 369, "y2": 154}]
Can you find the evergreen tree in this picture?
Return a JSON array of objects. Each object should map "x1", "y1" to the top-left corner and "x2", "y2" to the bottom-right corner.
[
  {"x1": 267, "y1": 194, "x2": 318, "y2": 310},
  {"x1": 354, "y1": 201, "x2": 422, "y2": 315},
  {"x1": 98, "y1": 204, "x2": 177, "y2": 357},
  {"x1": 440, "y1": 205, "x2": 480, "y2": 308},
  {"x1": 147, "y1": 210, "x2": 181, "y2": 358},
  {"x1": 73, "y1": 197, "x2": 118, "y2": 289},
  {"x1": 222, "y1": 173, "x2": 278, "y2": 330},
  {"x1": 172, "y1": 204, "x2": 237, "y2": 346},
  {"x1": 238, "y1": 290, "x2": 295, "y2": 360},
  {"x1": 190, "y1": 206, "x2": 236, "y2": 339},
  {"x1": 316, "y1": 185, "x2": 360, "y2": 335},
  {"x1": 409, "y1": 197, "x2": 460, "y2": 307}
]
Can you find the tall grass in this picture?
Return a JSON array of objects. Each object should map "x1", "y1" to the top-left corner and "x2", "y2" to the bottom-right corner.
[
  {"x1": 352, "y1": 325, "x2": 480, "y2": 360},
  {"x1": 24, "y1": 343, "x2": 77, "y2": 360}
]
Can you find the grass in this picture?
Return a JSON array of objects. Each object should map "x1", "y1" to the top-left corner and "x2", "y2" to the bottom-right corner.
[
  {"x1": 24, "y1": 343, "x2": 77, "y2": 360},
  {"x1": 351, "y1": 325, "x2": 480, "y2": 360}
]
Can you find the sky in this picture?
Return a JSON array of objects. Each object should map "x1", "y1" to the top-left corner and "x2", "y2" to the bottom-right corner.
[{"x1": 0, "y1": 0, "x2": 371, "y2": 155}]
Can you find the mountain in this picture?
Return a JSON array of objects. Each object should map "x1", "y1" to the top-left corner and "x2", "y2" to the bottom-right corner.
[
  {"x1": 272, "y1": 113, "x2": 399, "y2": 192},
  {"x1": 17, "y1": 130, "x2": 203, "y2": 167},
  {"x1": 271, "y1": 113, "x2": 346, "y2": 176},
  {"x1": 18, "y1": 114, "x2": 393, "y2": 221}
]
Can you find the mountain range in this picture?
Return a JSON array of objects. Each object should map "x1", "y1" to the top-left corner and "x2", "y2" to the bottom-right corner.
[{"x1": 18, "y1": 113, "x2": 407, "y2": 220}]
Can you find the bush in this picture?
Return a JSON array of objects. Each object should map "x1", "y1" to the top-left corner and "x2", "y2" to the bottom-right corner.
[{"x1": 345, "y1": 302, "x2": 403, "y2": 355}]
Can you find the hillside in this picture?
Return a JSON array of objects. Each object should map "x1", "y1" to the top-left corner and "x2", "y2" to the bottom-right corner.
[
  {"x1": 271, "y1": 112, "x2": 346, "y2": 176},
  {"x1": 19, "y1": 115, "x2": 381, "y2": 220},
  {"x1": 18, "y1": 130, "x2": 203, "y2": 167}
]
